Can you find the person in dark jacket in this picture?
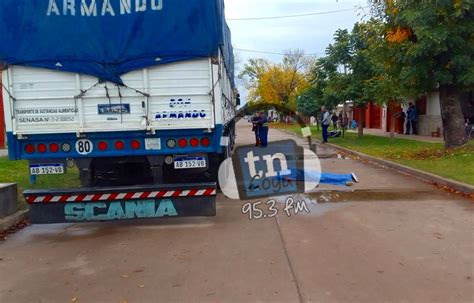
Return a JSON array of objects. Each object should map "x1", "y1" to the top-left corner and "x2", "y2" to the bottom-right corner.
[
  {"x1": 408, "y1": 103, "x2": 419, "y2": 135},
  {"x1": 331, "y1": 113, "x2": 339, "y2": 130},
  {"x1": 257, "y1": 112, "x2": 269, "y2": 147},
  {"x1": 252, "y1": 115, "x2": 261, "y2": 146},
  {"x1": 405, "y1": 103, "x2": 414, "y2": 135}
]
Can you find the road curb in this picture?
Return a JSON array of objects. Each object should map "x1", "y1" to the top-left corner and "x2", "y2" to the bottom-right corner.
[
  {"x1": 277, "y1": 128, "x2": 474, "y2": 195},
  {"x1": 0, "y1": 209, "x2": 29, "y2": 233}
]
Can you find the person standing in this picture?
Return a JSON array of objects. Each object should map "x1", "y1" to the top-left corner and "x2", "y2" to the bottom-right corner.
[
  {"x1": 409, "y1": 103, "x2": 419, "y2": 135},
  {"x1": 251, "y1": 115, "x2": 260, "y2": 146},
  {"x1": 257, "y1": 112, "x2": 269, "y2": 147},
  {"x1": 405, "y1": 103, "x2": 414, "y2": 135},
  {"x1": 342, "y1": 113, "x2": 349, "y2": 128},
  {"x1": 321, "y1": 107, "x2": 331, "y2": 143},
  {"x1": 331, "y1": 112, "x2": 339, "y2": 130}
]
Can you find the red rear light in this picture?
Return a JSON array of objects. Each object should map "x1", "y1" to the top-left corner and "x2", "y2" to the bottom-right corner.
[
  {"x1": 25, "y1": 144, "x2": 35, "y2": 154},
  {"x1": 115, "y1": 141, "x2": 125, "y2": 150},
  {"x1": 201, "y1": 137, "x2": 211, "y2": 147},
  {"x1": 98, "y1": 141, "x2": 108, "y2": 151},
  {"x1": 49, "y1": 143, "x2": 59, "y2": 153},
  {"x1": 178, "y1": 138, "x2": 187, "y2": 148},
  {"x1": 190, "y1": 138, "x2": 199, "y2": 148},
  {"x1": 37, "y1": 144, "x2": 47, "y2": 153},
  {"x1": 131, "y1": 140, "x2": 141, "y2": 150}
]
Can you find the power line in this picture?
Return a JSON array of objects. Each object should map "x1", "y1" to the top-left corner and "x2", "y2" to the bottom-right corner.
[
  {"x1": 227, "y1": 7, "x2": 367, "y2": 21},
  {"x1": 235, "y1": 48, "x2": 322, "y2": 56}
]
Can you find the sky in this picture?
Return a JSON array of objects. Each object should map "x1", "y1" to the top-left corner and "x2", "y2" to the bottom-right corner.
[{"x1": 224, "y1": 0, "x2": 369, "y2": 101}]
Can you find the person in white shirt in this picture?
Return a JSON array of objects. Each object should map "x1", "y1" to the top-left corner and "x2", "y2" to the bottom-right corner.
[{"x1": 321, "y1": 106, "x2": 331, "y2": 143}]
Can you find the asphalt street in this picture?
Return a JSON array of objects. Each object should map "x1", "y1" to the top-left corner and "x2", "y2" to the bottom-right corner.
[{"x1": 0, "y1": 121, "x2": 473, "y2": 303}]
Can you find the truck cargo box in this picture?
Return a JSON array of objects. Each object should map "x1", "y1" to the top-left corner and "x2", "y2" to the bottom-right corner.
[{"x1": 3, "y1": 59, "x2": 216, "y2": 135}]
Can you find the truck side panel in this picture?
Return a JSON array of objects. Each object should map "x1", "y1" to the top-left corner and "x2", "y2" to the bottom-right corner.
[
  {"x1": 3, "y1": 59, "x2": 215, "y2": 136},
  {"x1": 0, "y1": 77, "x2": 5, "y2": 149}
]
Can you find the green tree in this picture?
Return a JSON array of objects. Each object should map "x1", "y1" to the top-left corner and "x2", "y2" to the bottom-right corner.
[
  {"x1": 370, "y1": 0, "x2": 474, "y2": 147},
  {"x1": 323, "y1": 23, "x2": 380, "y2": 137},
  {"x1": 359, "y1": 18, "x2": 409, "y2": 139},
  {"x1": 297, "y1": 88, "x2": 319, "y2": 117}
]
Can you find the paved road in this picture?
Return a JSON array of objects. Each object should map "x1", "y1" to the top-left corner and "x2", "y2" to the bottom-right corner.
[{"x1": 0, "y1": 121, "x2": 473, "y2": 303}]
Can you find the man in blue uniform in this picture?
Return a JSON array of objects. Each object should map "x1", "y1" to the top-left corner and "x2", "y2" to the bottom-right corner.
[
  {"x1": 257, "y1": 112, "x2": 269, "y2": 148},
  {"x1": 251, "y1": 115, "x2": 261, "y2": 146}
]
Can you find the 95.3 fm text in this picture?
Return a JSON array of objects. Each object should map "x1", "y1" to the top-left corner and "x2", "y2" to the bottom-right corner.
[{"x1": 241, "y1": 197, "x2": 310, "y2": 220}]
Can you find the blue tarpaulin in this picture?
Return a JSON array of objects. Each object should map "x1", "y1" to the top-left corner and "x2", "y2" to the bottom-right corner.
[
  {"x1": 278, "y1": 169, "x2": 356, "y2": 187},
  {"x1": 0, "y1": 0, "x2": 234, "y2": 84}
]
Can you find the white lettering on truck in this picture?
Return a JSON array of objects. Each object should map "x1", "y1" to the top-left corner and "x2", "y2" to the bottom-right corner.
[
  {"x1": 81, "y1": 0, "x2": 97, "y2": 16},
  {"x1": 47, "y1": 0, "x2": 163, "y2": 16},
  {"x1": 101, "y1": 0, "x2": 115, "y2": 16},
  {"x1": 64, "y1": 0, "x2": 75, "y2": 16}
]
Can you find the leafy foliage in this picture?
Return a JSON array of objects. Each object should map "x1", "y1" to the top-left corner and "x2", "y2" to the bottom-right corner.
[
  {"x1": 375, "y1": 0, "x2": 474, "y2": 91},
  {"x1": 368, "y1": 0, "x2": 474, "y2": 147},
  {"x1": 296, "y1": 88, "x2": 319, "y2": 117}
]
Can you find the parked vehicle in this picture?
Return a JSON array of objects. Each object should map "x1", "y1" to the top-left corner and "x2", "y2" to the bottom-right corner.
[{"x1": 0, "y1": 0, "x2": 238, "y2": 223}]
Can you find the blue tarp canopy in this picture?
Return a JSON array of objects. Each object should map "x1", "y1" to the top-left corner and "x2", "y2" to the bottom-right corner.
[{"x1": 0, "y1": 0, "x2": 234, "y2": 85}]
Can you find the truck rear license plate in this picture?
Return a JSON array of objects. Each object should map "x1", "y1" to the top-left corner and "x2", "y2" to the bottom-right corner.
[
  {"x1": 30, "y1": 164, "x2": 65, "y2": 175},
  {"x1": 174, "y1": 158, "x2": 207, "y2": 169}
]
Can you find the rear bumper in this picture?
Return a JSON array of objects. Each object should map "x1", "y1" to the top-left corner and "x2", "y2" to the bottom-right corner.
[
  {"x1": 6, "y1": 127, "x2": 224, "y2": 160},
  {"x1": 24, "y1": 183, "x2": 217, "y2": 224}
]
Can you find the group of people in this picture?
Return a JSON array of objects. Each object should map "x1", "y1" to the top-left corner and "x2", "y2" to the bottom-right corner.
[
  {"x1": 321, "y1": 106, "x2": 341, "y2": 143},
  {"x1": 247, "y1": 110, "x2": 361, "y2": 187},
  {"x1": 330, "y1": 112, "x2": 349, "y2": 131},
  {"x1": 398, "y1": 102, "x2": 419, "y2": 135},
  {"x1": 251, "y1": 112, "x2": 269, "y2": 147},
  {"x1": 321, "y1": 107, "x2": 357, "y2": 143},
  {"x1": 321, "y1": 102, "x2": 420, "y2": 143},
  {"x1": 249, "y1": 102, "x2": 427, "y2": 147}
]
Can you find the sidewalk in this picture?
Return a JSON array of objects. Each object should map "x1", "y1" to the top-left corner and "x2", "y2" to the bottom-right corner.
[
  {"x1": 347, "y1": 128, "x2": 444, "y2": 143},
  {"x1": 0, "y1": 149, "x2": 7, "y2": 157}
]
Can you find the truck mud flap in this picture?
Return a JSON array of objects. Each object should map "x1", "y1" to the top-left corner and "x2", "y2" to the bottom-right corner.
[{"x1": 23, "y1": 183, "x2": 217, "y2": 224}]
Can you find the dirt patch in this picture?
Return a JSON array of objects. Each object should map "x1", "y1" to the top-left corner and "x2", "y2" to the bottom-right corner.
[
  {"x1": 309, "y1": 189, "x2": 472, "y2": 204},
  {"x1": 0, "y1": 218, "x2": 29, "y2": 242},
  {"x1": 406, "y1": 144, "x2": 474, "y2": 160}
]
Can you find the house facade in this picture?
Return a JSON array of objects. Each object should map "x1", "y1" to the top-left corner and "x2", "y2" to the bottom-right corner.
[
  {"x1": 415, "y1": 92, "x2": 444, "y2": 136},
  {"x1": 349, "y1": 91, "x2": 473, "y2": 137}
]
